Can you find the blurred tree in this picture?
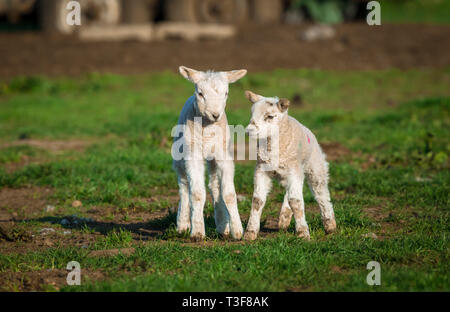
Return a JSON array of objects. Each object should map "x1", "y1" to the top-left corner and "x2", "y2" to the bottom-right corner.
[{"x1": 290, "y1": 0, "x2": 360, "y2": 24}]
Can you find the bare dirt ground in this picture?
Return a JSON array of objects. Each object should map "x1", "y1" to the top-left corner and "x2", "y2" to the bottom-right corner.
[
  {"x1": 0, "y1": 269, "x2": 105, "y2": 291},
  {"x1": 1, "y1": 23, "x2": 449, "y2": 78},
  {"x1": 0, "y1": 139, "x2": 92, "y2": 173},
  {"x1": 0, "y1": 139, "x2": 90, "y2": 152}
]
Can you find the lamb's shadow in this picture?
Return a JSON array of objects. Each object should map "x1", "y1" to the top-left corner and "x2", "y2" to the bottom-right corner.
[{"x1": 30, "y1": 212, "x2": 220, "y2": 241}]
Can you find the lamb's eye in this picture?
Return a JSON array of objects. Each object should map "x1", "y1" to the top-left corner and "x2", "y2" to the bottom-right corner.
[
  {"x1": 265, "y1": 115, "x2": 275, "y2": 121},
  {"x1": 198, "y1": 92, "x2": 204, "y2": 98}
]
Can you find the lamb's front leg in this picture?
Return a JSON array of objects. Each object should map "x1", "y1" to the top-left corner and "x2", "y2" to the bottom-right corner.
[
  {"x1": 244, "y1": 169, "x2": 271, "y2": 241},
  {"x1": 186, "y1": 159, "x2": 207, "y2": 240},
  {"x1": 216, "y1": 159, "x2": 243, "y2": 240},
  {"x1": 287, "y1": 170, "x2": 310, "y2": 240}
]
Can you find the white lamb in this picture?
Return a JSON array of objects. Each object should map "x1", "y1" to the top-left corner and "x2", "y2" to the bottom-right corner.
[
  {"x1": 172, "y1": 66, "x2": 247, "y2": 240},
  {"x1": 243, "y1": 91, "x2": 337, "y2": 241}
]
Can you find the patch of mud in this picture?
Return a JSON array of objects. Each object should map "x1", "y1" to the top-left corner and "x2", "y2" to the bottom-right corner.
[
  {"x1": 363, "y1": 206, "x2": 405, "y2": 239},
  {"x1": 88, "y1": 247, "x2": 136, "y2": 258},
  {"x1": 1, "y1": 24, "x2": 449, "y2": 78},
  {"x1": 128, "y1": 193, "x2": 179, "y2": 213},
  {"x1": 0, "y1": 139, "x2": 93, "y2": 173},
  {"x1": 0, "y1": 269, "x2": 105, "y2": 291},
  {"x1": 360, "y1": 156, "x2": 377, "y2": 171},
  {"x1": 0, "y1": 186, "x2": 104, "y2": 254},
  {"x1": 2, "y1": 155, "x2": 43, "y2": 173},
  {"x1": 364, "y1": 206, "x2": 389, "y2": 222},
  {"x1": 0, "y1": 228, "x2": 101, "y2": 254},
  {"x1": 0, "y1": 186, "x2": 54, "y2": 217},
  {"x1": 320, "y1": 142, "x2": 351, "y2": 162},
  {"x1": 1, "y1": 139, "x2": 90, "y2": 153},
  {"x1": 28, "y1": 207, "x2": 176, "y2": 246},
  {"x1": 0, "y1": 190, "x2": 178, "y2": 254}
]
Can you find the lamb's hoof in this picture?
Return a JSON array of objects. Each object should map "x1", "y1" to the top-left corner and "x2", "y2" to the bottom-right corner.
[
  {"x1": 324, "y1": 219, "x2": 337, "y2": 234},
  {"x1": 230, "y1": 227, "x2": 243, "y2": 240},
  {"x1": 216, "y1": 227, "x2": 231, "y2": 238},
  {"x1": 230, "y1": 232, "x2": 243, "y2": 241},
  {"x1": 190, "y1": 233, "x2": 205, "y2": 242},
  {"x1": 243, "y1": 231, "x2": 257, "y2": 241},
  {"x1": 296, "y1": 228, "x2": 311, "y2": 241}
]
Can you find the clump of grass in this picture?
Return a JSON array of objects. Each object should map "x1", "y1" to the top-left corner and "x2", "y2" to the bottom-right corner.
[
  {"x1": 0, "y1": 145, "x2": 43, "y2": 164},
  {"x1": 163, "y1": 224, "x2": 190, "y2": 240},
  {"x1": 95, "y1": 228, "x2": 133, "y2": 249}
]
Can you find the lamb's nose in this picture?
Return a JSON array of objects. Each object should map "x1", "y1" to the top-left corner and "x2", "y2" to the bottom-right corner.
[{"x1": 212, "y1": 113, "x2": 220, "y2": 120}]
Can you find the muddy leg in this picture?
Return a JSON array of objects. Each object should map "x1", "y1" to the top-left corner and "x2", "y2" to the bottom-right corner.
[
  {"x1": 287, "y1": 171, "x2": 310, "y2": 240},
  {"x1": 305, "y1": 154, "x2": 336, "y2": 234},
  {"x1": 278, "y1": 193, "x2": 293, "y2": 230},
  {"x1": 244, "y1": 169, "x2": 271, "y2": 241}
]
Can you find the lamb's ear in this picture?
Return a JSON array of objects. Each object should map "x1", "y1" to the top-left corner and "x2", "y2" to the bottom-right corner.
[
  {"x1": 227, "y1": 69, "x2": 247, "y2": 83},
  {"x1": 179, "y1": 66, "x2": 204, "y2": 83},
  {"x1": 245, "y1": 90, "x2": 263, "y2": 103},
  {"x1": 277, "y1": 98, "x2": 290, "y2": 112}
]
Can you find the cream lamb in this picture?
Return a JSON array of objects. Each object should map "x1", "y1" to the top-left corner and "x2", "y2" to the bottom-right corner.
[{"x1": 244, "y1": 91, "x2": 337, "y2": 241}]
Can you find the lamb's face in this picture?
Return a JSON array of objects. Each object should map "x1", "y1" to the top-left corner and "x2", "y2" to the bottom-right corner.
[
  {"x1": 179, "y1": 66, "x2": 247, "y2": 123},
  {"x1": 245, "y1": 91, "x2": 290, "y2": 139},
  {"x1": 194, "y1": 74, "x2": 229, "y2": 122}
]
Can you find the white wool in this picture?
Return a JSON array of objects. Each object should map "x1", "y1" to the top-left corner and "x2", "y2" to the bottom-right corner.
[{"x1": 172, "y1": 66, "x2": 247, "y2": 240}]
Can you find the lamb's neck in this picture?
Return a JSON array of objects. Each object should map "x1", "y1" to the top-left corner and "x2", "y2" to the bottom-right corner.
[{"x1": 257, "y1": 115, "x2": 293, "y2": 168}]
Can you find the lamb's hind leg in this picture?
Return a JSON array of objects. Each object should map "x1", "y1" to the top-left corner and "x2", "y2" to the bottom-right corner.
[
  {"x1": 208, "y1": 160, "x2": 230, "y2": 236},
  {"x1": 278, "y1": 193, "x2": 293, "y2": 231},
  {"x1": 305, "y1": 152, "x2": 336, "y2": 234}
]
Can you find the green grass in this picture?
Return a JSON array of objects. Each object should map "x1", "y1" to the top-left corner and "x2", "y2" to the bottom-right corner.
[
  {"x1": 0, "y1": 69, "x2": 449, "y2": 291},
  {"x1": 0, "y1": 145, "x2": 43, "y2": 164},
  {"x1": 381, "y1": 0, "x2": 450, "y2": 24}
]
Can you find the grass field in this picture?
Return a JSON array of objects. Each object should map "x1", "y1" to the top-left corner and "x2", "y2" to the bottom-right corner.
[
  {"x1": 381, "y1": 0, "x2": 450, "y2": 24},
  {"x1": 0, "y1": 68, "x2": 449, "y2": 291}
]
